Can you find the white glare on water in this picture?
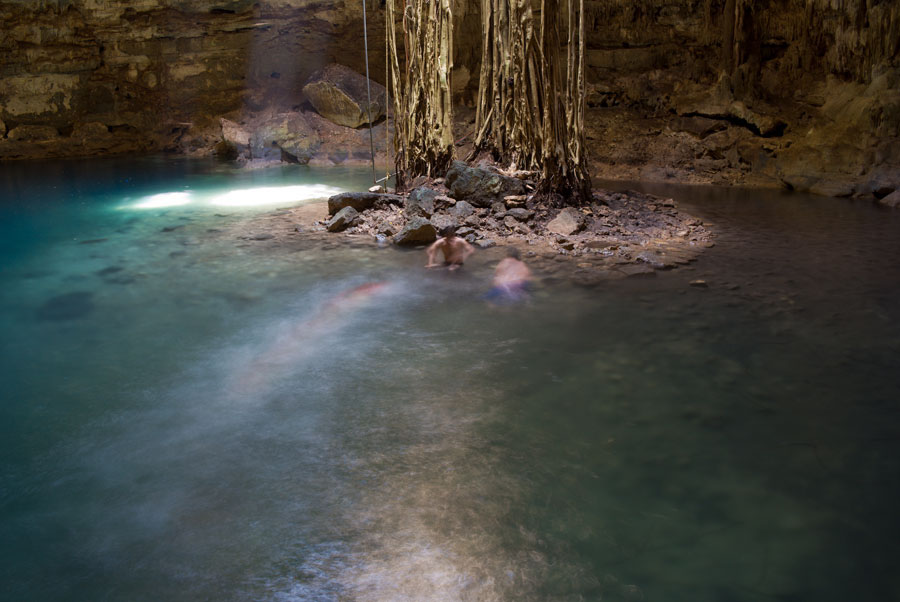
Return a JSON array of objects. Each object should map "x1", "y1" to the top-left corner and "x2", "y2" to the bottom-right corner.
[
  {"x1": 209, "y1": 185, "x2": 343, "y2": 207},
  {"x1": 133, "y1": 192, "x2": 193, "y2": 209}
]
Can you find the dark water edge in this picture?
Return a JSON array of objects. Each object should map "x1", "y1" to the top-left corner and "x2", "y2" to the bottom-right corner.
[{"x1": 0, "y1": 159, "x2": 899, "y2": 601}]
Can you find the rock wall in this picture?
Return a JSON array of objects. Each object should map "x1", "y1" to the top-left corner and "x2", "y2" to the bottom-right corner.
[
  {"x1": 0, "y1": 0, "x2": 392, "y2": 158},
  {"x1": 582, "y1": 0, "x2": 900, "y2": 197},
  {"x1": 0, "y1": 0, "x2": 897, "y2": 198}
]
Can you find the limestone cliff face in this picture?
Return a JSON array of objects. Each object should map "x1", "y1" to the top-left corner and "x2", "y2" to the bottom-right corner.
[
  {"x1": 0, "y1": 0, "x2": 400, "y2": 158},
  {"x1": 0, "y1": 0, "x2": 897, "y2": 197},
  {"x1": 581, "y1": 0, "x2": 900, "y2": 196}
]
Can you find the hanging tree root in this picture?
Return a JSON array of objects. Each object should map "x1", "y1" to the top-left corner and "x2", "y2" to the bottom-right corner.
[
  {"x1": 469, "y1": 0, "x2": 590, "y2": 204},
  {"x1": 387, "y1": 0, "x2": 455, "y2": 190}
]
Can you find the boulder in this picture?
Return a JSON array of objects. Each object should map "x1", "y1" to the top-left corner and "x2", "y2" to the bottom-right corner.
[
  {"x1": 326, "y1": 206, "x2": 359, "y2": 232},
  {"x1": 445, "y1": 161, "x2": 526, "y2": 207},
  {"x1": 450, "y1": 200, "x2": 476, "y2": 218},
  {"x1": 505, "y1": 207, "x2": 533, "y2": 221},
  {"x1": 8, "y1": 125, "x2": 59, "y2": 142},
  {"x1": 0, "y1": 118, "x2": 5, "y2": 137},
  {"x1": 302, "y1": 64, "x2": 386, "y2": 128},
  {"x1": 376, "y1": 219, "x2": 401, "y2": 236},
  {"x1": 405, "y1": 187, "x2": 438, "y2": 218},
  {"x1": 546, "y1": 207, "x2": 585, "y2": 236},
  {"x1": 879, "y1": 189, "x2": 900, "y2": 208},
  {"x1": 251, "y1": 113, "x2": 321, "y2": 163},
  {"x1": 221, "y1": 118, "x2": 250, "y2": 147},
  {"x1": 394, "y1": 217, "x2": 437, "y2": 245},
  {"x1": 430, "y1": 213, "x2": 457, "y2": 233},
  {"x1": 328, "y1": 191, "x2": 402, "y2": 215},
  {"x1": 863, "y1": 169, "x2": 900, "y2": 198}
]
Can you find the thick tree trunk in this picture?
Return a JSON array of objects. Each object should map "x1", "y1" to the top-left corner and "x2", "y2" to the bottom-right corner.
[
  {"x1": 387, "y1": 0, "x2": 454, "y2": 188},
  {"x1": 471, "y1": 0, "x2": 590, "y2": 204}
]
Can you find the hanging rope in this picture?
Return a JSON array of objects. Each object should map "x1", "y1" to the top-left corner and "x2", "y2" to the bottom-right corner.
[
  {"x1": 362, "y1": 0, "x2": 377, "y2": 185},
  {"x1": 385, "y1": 4, "x2": 391, "y2": 187}
]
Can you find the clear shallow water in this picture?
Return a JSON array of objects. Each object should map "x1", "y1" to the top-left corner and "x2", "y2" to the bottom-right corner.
[{"x1": 1, "y1": 158, "x2": 899, "y2": 602}]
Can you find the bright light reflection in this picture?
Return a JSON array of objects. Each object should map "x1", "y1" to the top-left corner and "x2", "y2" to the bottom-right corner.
[
  {"x1": 133, "y1": 192, "x2": 193, "y2": 209},
  {"x1": 209, "y1": 185, "x2": 343, "y2": 207}
]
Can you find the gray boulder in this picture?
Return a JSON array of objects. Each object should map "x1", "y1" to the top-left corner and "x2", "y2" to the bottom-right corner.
[
  {"x1": 546, "y1": 207, "x2": 585, "y2": 236},
  {"x1": 450, "y1": 200, "x2": 476, "y2": 218},
  {"x1": 394, "y1": 217, "x2": 437, "y2": 246},
  {"x1": 505, "y1": 207, "x2": 534, "y2": 221},
  {"x1": 251, "y1": 113, "x2": 321, "y2": 163},
  {"x1": 430, "y1": 213, "x2": 457, "y2": 233},
  {"x1": 302, "y1": 63, "x2": 386, "y2": 128},
  {"x1": 405, "y1": 187, "x2": 438, "y2": 218},
  {"x1": 445, "y1": 161, "x2": 526, "y2": 207},
  {"x1": 328, "y1": 191, "x2": 402, "y2": 215},
  {"x1": 326, "y1": 206, "x2": 359, "y2": 232}
]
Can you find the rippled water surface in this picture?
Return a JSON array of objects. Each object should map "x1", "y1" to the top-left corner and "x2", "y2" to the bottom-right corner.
[{"x1": 2, "y1": 158, "x2": 899, "y2": 602}]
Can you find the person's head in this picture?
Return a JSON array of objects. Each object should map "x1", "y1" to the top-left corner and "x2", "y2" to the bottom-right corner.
[
  {"x1": 506, "y1": 246, "x2": 521, "y2": 260},
  {"x1": 440, "y1": 225, "x2": 457, "y2": 239}
]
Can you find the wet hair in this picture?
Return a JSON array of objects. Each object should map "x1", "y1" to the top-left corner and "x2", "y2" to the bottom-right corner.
[
  {"x1": 506, "y1": 247, "x2": 521, "y2": 259},
  {"x1": 440, "y1": 225, "x2": 457, "y2": 238}
]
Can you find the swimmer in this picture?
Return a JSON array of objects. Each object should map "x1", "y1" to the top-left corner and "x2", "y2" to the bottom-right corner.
[
  {"x1": 485, "y1": 247, "x2": 533, "y2": 304},
  {"x1": 425, "y1": 226, "x2": 474, "y2": 271}
]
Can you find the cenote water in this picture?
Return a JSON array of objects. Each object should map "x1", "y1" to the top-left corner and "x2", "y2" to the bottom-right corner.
[{"x1": 1, "y1": 157, "x2": 899, "y2": 602}]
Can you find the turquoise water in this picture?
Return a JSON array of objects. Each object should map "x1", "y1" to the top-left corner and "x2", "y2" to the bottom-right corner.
[{"x1": 1, "y1": 157, "x2": 899, "y2": 601}]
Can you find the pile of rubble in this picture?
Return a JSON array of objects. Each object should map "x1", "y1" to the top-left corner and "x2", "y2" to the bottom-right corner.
[{"x1": 320, "y1": 160, "x2": 713, "y2": 278}]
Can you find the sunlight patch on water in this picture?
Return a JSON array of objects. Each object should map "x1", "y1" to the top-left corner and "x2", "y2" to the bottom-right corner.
[
  {"x1": 127, "y1": 184, "x2": 344, "y2": 212},
  {"x1": 133, "y1": 191, "x2": 193, "y2": 209},
  {"x1": 208, "y1": 184, "x2": 343, "y2": 207}
]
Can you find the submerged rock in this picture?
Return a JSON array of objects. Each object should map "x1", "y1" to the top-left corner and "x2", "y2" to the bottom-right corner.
[
  {"x1": 36, "y1": 291, "x2": 94, "y2": 321},
  {"x1": 302, "y1": 63, "x2": 386, "y2": 128}
]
